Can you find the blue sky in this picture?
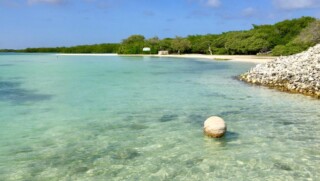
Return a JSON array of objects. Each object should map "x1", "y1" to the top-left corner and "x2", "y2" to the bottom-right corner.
[{"x1": 0, "y1": 0, "x2": 319, "y2": 49}]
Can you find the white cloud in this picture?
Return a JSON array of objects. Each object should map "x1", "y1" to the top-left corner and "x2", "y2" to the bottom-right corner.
[
  {"x1": 273, "y1": 0, "x2": 320, "y2": 10},
  {"x1": 0, "y1": 0, "x2": 21, "y2": 7},
  {"x1": 28, "y1": 0, "x2": 66, "y2": 5},
  {"x1": 143, "y1": 10, "x2": 155, "y2": 17},
  {"x1": 242, "y1": 7, "x2": 256, "y2": 17},
  {"x1": 187, "y1": 0, "x2": 221, "y2": 8},
  {"x1": 206, "y1": 0, "x2": 220, "y2": 8}
]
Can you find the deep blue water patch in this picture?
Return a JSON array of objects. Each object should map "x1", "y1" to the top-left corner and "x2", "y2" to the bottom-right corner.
[
  {"x1": 159, "y1": 114, "x2": 179, "y2": 122},
  {"x1": 0, "y1": 80, "x2": 52, "y2": 104},
  {"x1": 273, "y1": 162, "x2": 293, "y2": 171},
  {"x1": 182, "y1": 61, "x2": 230, "y2": 73},
  {"x1": 187, "y1": 114, "x2": 206, "y2": 126},
  {"x1": 0, "y1": 64, "x2": 13, "y2": 67},
  {"x1": 219, "y1": 110, "x2": 242, "y2": 117}
]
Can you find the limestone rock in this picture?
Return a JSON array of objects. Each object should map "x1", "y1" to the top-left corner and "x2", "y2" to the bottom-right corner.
[
  {"x1": 239, "y1": 44, "x2": 320, "y2": 99},
  {"x1": 204, "y1": 116, "x2": 227, "y2": 138}
]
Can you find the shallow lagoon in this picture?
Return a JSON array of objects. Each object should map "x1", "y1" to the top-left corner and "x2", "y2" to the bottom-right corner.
[{"x1": 0, "y1": 54, "x2": 319, "y2": 180}]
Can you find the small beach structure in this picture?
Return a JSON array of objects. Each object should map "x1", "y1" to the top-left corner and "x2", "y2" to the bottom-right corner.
[
  {"x1": 158, "y1": 50, "x2": 169, "y2": 55},
  {"x1": 143, "y1": 47, "x2": 151, "y2": 52}
]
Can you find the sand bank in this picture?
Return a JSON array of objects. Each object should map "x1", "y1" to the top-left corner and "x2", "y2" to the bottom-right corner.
[
  {"x1": 57, "y1": 53, "x2": 276, "y2": 63},
  {"x1": 150, "y1": 54, "x2": 276, "y2": 63},
  {"x1": 57, "y1": 53, "x2": 118, "y2": 56}
]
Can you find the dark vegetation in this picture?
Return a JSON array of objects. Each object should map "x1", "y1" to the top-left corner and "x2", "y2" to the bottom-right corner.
[
  {"x1": 1, "y1": 16, "x2": 319, "y2": 56},
  {"x1": 0, "y1": 44, "x2": 120, "y2": 54}
]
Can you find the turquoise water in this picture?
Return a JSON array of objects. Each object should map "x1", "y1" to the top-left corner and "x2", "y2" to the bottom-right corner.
[{"x1": 0, "y1": 54, "x2": 319, "y2": 180}]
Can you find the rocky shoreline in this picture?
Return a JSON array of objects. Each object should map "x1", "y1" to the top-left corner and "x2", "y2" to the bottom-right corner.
[{"x1": 239, "y1": 44, "x2": 320, "y2": 99}]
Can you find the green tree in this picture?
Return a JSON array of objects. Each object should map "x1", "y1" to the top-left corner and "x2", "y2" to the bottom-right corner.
[
  {"x1": 122, "y1": 35, "x2": 145, "y2": 44},
  {"x1": 187, "y1": 34, "x2": 217, "y2": 54},
  {"x1": 293, "y1": 20, "x2": 320, "y2": 46},
  {"x1": 171, "y1": 36, "x2": 191, "y2": 54},
  {"x1": 159, "y1": 38, "x2": 173, "y2": 52},
  {"x1": 118, "y1": 34, "x2": 146, "y2": 54},
  {"x1": 145, "y1": 36, "x2": 161, "y2": 54}
]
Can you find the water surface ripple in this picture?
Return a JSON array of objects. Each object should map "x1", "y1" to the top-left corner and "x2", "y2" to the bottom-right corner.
[{"x1": 0, "y1": 54, "x2": 319, "y2": 180}]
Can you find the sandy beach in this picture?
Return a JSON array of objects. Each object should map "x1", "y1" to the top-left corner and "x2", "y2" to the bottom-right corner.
[
  {"x1": 149, "y1": 54, "x2": 276, "y2": 63},
  {"x1": 58, "y1": 53, "x2": 276, "y2": 63}
]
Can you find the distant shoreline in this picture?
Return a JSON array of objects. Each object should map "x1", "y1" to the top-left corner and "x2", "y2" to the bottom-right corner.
[
  {"x1": 57, "y1": 53, "x2": 276, "y2": 63},
  {"x1": 57, "y1": 53, "x2": 118, "y2": 56}
]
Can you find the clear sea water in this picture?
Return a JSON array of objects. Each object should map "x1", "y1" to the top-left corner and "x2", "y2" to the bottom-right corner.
[{"x1": 0, "y1": 53, "x2": 319, "y2": 181}]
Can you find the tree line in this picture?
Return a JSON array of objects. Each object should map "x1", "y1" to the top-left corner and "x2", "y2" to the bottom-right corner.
[
  {"x1": 1, "y1": 16, "x2": 319, "y2": 56},
  {"x1": 0, "y1": 44, "x2": 120, "y2": 54}
]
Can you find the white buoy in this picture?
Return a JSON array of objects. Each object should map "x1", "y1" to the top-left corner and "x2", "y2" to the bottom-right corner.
[{"x1": 204, "y1": 116, "x2": 227, "y2": 138}]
